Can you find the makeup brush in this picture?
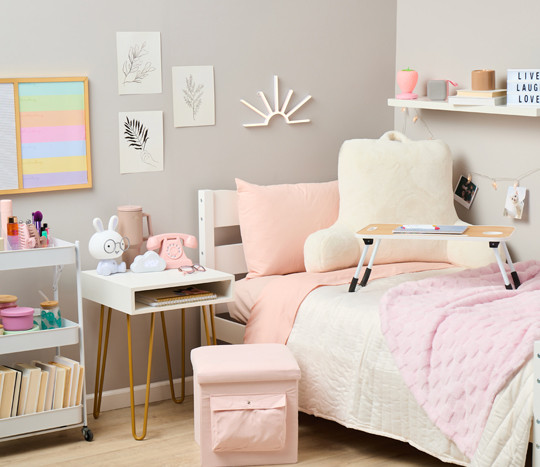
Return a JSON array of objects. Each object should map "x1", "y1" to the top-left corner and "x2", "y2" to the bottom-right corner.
[{"x1": 33, "y1": 210, "x2": 43, "y2": 232}]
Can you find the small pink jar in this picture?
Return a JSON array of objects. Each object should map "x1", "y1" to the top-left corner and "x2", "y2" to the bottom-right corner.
[
  {"x1": 0, "y1": 295, "x2": 17, "y2": 326},
  {"x1": 1, "y1": 306, "x2": 34, "y2": 331}
]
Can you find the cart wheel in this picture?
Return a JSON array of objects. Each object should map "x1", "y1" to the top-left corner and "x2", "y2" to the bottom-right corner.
[{"x1": 82, "y1": 426, "x2": 94, "y2": 442}]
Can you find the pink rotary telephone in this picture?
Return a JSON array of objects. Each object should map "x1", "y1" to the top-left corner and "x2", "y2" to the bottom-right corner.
[{"x1": 146, "y1": 233, "x2": 198, "y2": 269}]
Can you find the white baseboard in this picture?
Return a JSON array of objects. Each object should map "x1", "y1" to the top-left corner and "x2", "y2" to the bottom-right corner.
[{"x1": 84, "y1": 376, "x2": 194, "y2": 414}]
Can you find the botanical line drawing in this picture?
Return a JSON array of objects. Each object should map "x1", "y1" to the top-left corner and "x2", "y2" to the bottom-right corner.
[
  {"x1": 183, "y1": 74, "x2": 204, "y2": 120},
  {"x1": 122, "y1": 42, "x2": 156, "y2": 85},
  {"x1": 123, "y1": 116, "x2": 158, "y2": 167}
]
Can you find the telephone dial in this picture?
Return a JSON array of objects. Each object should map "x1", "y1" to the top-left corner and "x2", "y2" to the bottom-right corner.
[{"x1": 146, "y1": 233, "x2": 198, "y2": 269}]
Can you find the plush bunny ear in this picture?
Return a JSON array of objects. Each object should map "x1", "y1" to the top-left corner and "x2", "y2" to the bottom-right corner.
[
  {"x1": 108, "y1": 215, "x2": 119, "y2": 232},
  {"x1": 93, "y1": 217, "x2": 104, "y2": 232}
]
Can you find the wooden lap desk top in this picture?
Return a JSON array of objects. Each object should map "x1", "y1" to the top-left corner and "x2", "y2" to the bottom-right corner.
[{"x1": 350, "y1": 224, "x2": 519, "y2": 292}]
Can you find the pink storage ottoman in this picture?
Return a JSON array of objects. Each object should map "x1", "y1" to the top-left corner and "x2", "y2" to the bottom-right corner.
[{"x1": 191, "y1": 343, "x2": 301, "y2": 467}]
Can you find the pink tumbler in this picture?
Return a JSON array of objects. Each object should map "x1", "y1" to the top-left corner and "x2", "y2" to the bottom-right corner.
[{"x1": 117, "y1": 205, "x2": 153, "y2": 268}]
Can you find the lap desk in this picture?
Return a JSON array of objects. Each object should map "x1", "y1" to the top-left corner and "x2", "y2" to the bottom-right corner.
[{"x1": 350, "y1": 224, "x2": 519, "y2": 291}]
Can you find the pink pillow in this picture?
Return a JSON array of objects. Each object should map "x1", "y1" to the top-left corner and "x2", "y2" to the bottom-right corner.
[{"x1": 236, "y1": 178, "x2": 339, "y2": 278}]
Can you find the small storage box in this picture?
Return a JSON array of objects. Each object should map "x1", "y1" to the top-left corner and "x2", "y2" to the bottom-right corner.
[
  {"x1": 191, "y1": 344, "x2": 301, "y2": 467},
  {"x1": 1, "y1": 306, "x2": 34, "y2": 331}
]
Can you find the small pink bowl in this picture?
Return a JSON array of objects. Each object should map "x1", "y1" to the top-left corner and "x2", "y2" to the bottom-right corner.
[{"x1": 1, "y1": 306, "x2": 34, "y2": 331}]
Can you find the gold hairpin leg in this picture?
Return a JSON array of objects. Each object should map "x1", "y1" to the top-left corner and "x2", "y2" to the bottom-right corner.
[
  {"x1": 93, "y1": 305, "x2": 112, "y2": 419},
  {"x1": 127, "y1": 313, "x2": 155, "y2": 441},
  {"x1": 201, "y1": 305, "x2": 217, "y2": 345},
  {"x1": 161, "y1": 309, "x2": 185, "y2": 404},
  {"x1": 209, "y1": 304, "x2": 217, "y2": 345},
  {"x1": 201, "y1": 305, "x2": 211, "y2": 345}
]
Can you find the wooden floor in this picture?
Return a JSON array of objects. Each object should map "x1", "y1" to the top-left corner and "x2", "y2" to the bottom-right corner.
[{"x1": 0, "y1": 396, "x2": 533, "y2": 466}]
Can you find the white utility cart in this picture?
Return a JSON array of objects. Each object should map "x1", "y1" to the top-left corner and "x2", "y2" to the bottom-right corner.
[{"x1": 0, "y1": 239, "x2": 91, "y2": 442}]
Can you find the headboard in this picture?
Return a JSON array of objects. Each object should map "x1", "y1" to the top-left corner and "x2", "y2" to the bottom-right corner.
[{"x1": 198, "y1": 189, "x2": 246, "y2": 344}]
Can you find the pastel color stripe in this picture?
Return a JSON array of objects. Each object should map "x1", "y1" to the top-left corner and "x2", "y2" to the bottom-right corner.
[
  {"x1": 22, "y1": 156, "x2": 87, "y2": 174},
  {"x1": 20, "y1": 125, "x2": 86, "y2": 144},
  {"x1": 20, "y1": 110, "x2": 85, "y2": 128},
  {"x1": 19, "y1": 94, "x2": 84, "y2": 112},
  {"x1": 21, "y1": 140, "x2": 87, "y2": 159},
  {"x1": 18, "y1": 81, "x2": 84, "y2": 97},
  {"x1": 23, "y1": 171, "x2": 88, "y2": 189}
]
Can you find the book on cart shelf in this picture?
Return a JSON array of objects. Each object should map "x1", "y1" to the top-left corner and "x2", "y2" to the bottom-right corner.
[
  {"x1": 7, "y1": 366, "x2": 22, "y2": 417},
  {"x1": 32, "y1": 361, "x2": 56, "y2": 412},
  {"x1": 49, "y1": 361, "x2": 71, "y2": 408},
  {"x1": 448, "y1": 95, "x2": 506, "y2": 106},
  {"x1": 35, "y1": 371, "x2": 49, "y2": 413},
  {"x1": 53, "y1": 355, "x2": 80, "y2": 407},
  {"x1": 456, "y1": 88, "x2": 506, "y2": 98},
  {"x1": 0, "y1": 366, "x2": 16, "y2": 419},
  {"x1": 50, "y1": 364, "x2": 66, "y2": 410},
  {"x1": 0, "y1": 373, "x2": 4, "y2": 418},
  {"x1": 75, "y1": 366, "x2": 84, "y2": 406},
  {"x1": 13, "y1": 363, "x2": 41, "y2": 415}
]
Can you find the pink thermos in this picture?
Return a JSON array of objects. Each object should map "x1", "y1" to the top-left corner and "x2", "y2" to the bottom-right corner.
[{"x1": 117, "y1": 205, "x2": 153, "y2": 268}]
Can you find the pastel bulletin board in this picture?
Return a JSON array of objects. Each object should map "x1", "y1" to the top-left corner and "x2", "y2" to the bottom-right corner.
[{"x1": 0, "y1": 77, "x2": 92, "y2": 195}]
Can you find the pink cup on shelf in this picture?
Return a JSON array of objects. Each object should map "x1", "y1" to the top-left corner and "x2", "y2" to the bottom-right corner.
[{"x1": 1, "y1": 306, "x2": 34, "y2": 331}]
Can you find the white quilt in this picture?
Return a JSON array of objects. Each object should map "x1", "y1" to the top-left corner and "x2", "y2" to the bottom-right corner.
[{"x1": 286, "y1": 270, "x2": 533, "y2": 467}]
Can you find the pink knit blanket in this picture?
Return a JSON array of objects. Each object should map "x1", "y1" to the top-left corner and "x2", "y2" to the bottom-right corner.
[{"x1": 380, "y1": 260, "x2": 540, "y2": 458}]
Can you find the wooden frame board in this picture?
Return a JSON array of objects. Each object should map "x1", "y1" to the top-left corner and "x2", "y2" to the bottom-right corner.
[{"x1": 0, "y1": 77, "x2": 92, "y2": 195}]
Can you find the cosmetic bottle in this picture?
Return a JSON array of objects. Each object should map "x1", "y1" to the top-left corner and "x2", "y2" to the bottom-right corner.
[
  {"x1": 7, "y1": 216, "x2": 19, "y2": 250},
  {"x1": 0, "y1": 200, "x2": 12, "y2": 248},
  {"x1": 40, "y1": 226, "x2": 49, "y2": 247}
]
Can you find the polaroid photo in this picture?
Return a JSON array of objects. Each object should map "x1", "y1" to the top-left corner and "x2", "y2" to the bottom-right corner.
[
  {"x1": 503, "y1": 186, "x2": 526, "y2": 219},
  {"x1": 454, "y1": 175, "x2": 478, "y2": 209}
]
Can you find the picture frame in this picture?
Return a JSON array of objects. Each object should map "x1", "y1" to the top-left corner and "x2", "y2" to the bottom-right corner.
[
  {"x1": 0, "y1": 76, "x2": 92, "y2": 195},
  {"x1": 503, "y1": 186, "x2": 526, "y2": 219},
  {"x1": 116, "y1": 32, "x2": 162, "y2": 95},
  {"x1": 118, "y1": 111, "x2": 164, "y2": 174},
  {"x1": 172, "y1": 66, "x2": 215, "y2": 127},
  {"x1": 454, "y1": 175, "x2": 478, "y2": 209}
]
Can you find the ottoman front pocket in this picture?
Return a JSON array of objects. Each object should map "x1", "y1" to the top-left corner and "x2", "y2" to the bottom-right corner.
[{"x1": 210, "y1": 393, "x2": 287, "y2": 452}]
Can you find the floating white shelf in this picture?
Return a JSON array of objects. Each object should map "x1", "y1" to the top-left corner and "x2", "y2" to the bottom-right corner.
[{"x1": 388, "y1": 97, "x2": 540, "y2": 117}]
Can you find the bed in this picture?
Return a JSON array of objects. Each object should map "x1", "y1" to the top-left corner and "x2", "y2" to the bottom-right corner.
[{"x1": 197, "y1": 132, "x2": 540, "y2": 467}]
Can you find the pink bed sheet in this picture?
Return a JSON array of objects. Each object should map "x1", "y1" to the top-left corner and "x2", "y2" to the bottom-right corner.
[{"x1": 243, "y1": 262, "x2": 454, "y2": 344}]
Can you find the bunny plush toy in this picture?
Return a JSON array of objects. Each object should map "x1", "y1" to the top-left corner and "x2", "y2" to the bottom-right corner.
[{"x1": 89, "y1": 215, "x2": 128, "y2": 276}]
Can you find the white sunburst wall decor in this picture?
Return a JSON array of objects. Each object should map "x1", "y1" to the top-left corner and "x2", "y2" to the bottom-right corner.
[{"x1": 240, "y1": 75, "x2": 312, "y2": 127}]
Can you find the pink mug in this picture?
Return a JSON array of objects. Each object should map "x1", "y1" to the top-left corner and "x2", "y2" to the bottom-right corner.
[{"x1": 117, "y1": 205, "x2": 153, "y2": 268}]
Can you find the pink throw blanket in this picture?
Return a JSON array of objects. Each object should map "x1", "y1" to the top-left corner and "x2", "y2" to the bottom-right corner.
[
  {"x1": 380, "y1": 260, "x2": 540, "y2": 458},
  {"x1": 244, "y1": 262, "x2": 453, "y2": 344}
]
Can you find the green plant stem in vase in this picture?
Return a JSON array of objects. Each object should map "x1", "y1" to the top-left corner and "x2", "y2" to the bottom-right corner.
[{"x1": 396, "y1": 67, "x2": 418, "y2": 100}]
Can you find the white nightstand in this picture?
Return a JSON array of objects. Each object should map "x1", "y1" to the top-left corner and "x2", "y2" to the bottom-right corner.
[{"x1": 81, "y1": 267, "x2": 234, "y2": 440}]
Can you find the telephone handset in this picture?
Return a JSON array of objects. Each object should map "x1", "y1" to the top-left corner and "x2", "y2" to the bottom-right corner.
[{"x1": 146, "y1": 233, "x2": 198, "y2": 269}]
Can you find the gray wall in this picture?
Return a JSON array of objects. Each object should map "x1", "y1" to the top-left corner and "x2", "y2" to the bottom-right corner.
[
  {"x1": 395, "y1": 0, "x2": 540, "y2": 262},
  {"x1": 0, "y1": 1, "x2": 397, "y2": 392}
]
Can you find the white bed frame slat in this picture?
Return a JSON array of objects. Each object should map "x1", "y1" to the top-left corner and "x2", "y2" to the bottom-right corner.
[
  {"x1": 215, "y1": 244, "x2": 247, "y2": 275},
  {"x1": 198, "y1": 189, "x2": 246, "y2": 345}
]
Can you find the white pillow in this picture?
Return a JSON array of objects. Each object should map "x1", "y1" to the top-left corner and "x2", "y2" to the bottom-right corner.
[{"x1": 304, "y1": 132, "x2": 494, "y2": 272}]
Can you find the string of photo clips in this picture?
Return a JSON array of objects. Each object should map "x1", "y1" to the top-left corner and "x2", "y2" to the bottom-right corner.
[{"x1": 399, "y1": 106, "x2": 540, "y2": 190}]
